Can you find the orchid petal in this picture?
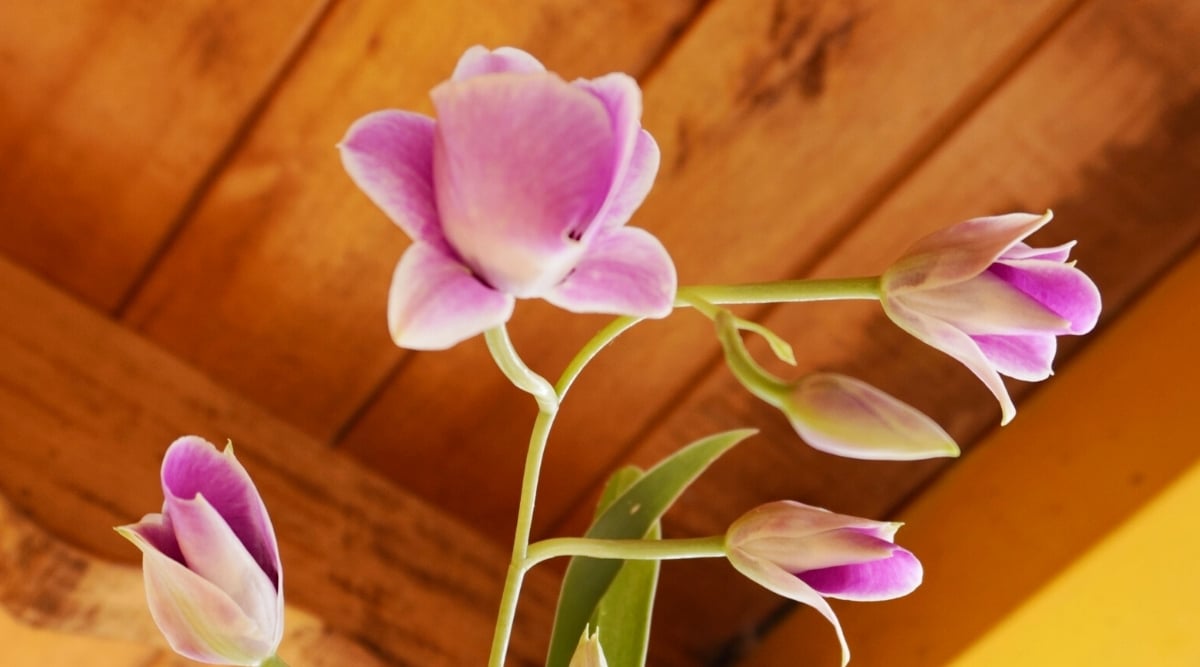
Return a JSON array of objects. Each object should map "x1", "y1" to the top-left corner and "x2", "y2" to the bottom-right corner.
[
  {"x1": 161, "y1": 437, "x2": 279, "y2": 588},
  {"x1": 1002, "y1": 240, "x2": 1076, "y2": 263},
  {"x1": 739, "y1": 530, "x2": 898, "y2": 573},
  {"x1": 339, "y1": 110, "x2": 442, "y2": 246},
  {"x1": 451, "y1": 45, "x2": 545, "y2": 80},
  {"x1": 897, "y1": 271, "x2": 1071, "y2": 336},
  {"x1": 798, "y1": 547, "x2": 923, "y2": 602},
  {"x1": 729, "y1": 501, "x2": 900, "y2": 545},
  {"x1": 161, "y1": 492, "x2": 281, "y2": 649},
  {"x1": 574, "y1": 73, "x2": 642, "y2": 234},
  {"x1": 785, "y1": 373, "x2": 959, "y2": 460},
  {"x1": 727, "y1": 552, "x2": 851, "y2": 666},
  {"x1": 596, "y1": 129, "x2": 660, "y2": 229},
  {"x1": 431, "y1": 74, "x2": 614, "y2": 296},
  {"x1": 886, "y1": 211, "x2": 1052, "y2": 292},
  {"x1": 388, "y1": 242, "x2": 514, "y2": 350},
  {"x1": 544, "y1": 226, "x2": 676, "y2": 318},
  {"x1": 116, "y1": 527, "x2": 273, "y2": 665},
  {"x1": 989, "y1": 259, "x2": 1101, "y2": 334},
  {"x1": 883, "y1": 299, "x2": 1016, "y2": 424},
  {"x1": 973, "y1": 334, "x2": 1056, "y2": 382}
]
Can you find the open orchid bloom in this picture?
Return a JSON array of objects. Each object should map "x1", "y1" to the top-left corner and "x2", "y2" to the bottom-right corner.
[
  {"x1": 726, "y1": 501, "x2": 923, "y2": 666},
  {"x1": 117, "y1": 437, "x2": 283, "y2": 666},
  {"x1": 340, "y1": 45, "x2": 677, "y2": 350},
  {"x1": 568, "y1": 629, "x2": 609, "y2": 667},
  {"x1": 881, "y1": 211, "x2": 1101, "y2": 424}
]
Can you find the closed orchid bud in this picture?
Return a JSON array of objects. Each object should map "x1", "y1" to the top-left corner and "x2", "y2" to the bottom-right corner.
[
  {"x1": 568, "y1": 629, "x2": 609, "y2": 667},
  {"x1": 726, "y1": 501, "x2": 923, "y2": 666},
  {"x1": 783, "y1": 373, "x2": 959, "y2": 460},
  {"x1": 117, "y1": 436, "x2": 283, "y2": 666},
  {"x1": 881, "y1": 211, "x2": 1101, "y2": 424},
  {"x1": 713, "y1": 311, "x2": 958, "y2": 461},
  {"x1": 341, "y1": 45, "x2": 677, "y2": 350}
]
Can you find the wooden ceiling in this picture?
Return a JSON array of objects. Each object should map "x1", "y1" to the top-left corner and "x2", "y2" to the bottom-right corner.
[{"x1": 2, "y1": 0, "x2": 1198, "y2": 665}]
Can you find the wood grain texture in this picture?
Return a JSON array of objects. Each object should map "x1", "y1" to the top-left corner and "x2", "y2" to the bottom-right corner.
[
  {"x1": 340, "y1": 0, "x2": 1075, "y2": 545},
  {"x1": 597, "y1": 0, "x2": 1200, "y2": 663},
  {"x1": 0, "y1": 256, "x2": 556, "y2": 666},
  {"x1": 739, "y1": 204, "x2": 1200, "y2": 667},
  {"x1": 119, "y1": 0, "x2": 706, "y2": 441},
  {"x1": 0, "y1": 0, "x2": 327, "y2": 311},
  {"x1": 0, "y1": 489, "x2": 386, "y2": 667}
]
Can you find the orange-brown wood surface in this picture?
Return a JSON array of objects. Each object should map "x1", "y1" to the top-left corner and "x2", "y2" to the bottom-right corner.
[{"x1": 1, "y1": 0, "x2": 1196, "y2": 664}]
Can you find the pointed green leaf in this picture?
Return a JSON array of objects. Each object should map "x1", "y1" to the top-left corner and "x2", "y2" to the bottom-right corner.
[
  {"x1": 546, "y1": 429, "x2": 756, "y2": 667},
  {"x1": 586, "y1": 466, "x2": 658, "y2": 667},
  {"x1": 591, "y1": 521, "x2": 660, "y2": 667}
]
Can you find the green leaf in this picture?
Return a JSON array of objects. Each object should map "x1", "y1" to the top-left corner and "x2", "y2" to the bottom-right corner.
[
  {"x1": 591, "y1": 522, "x2": 660, "y2": 667},
  {"x1": 587, "y1": 467, "x2": 658, "y2": 667},
  {"x1": 545, "y1": 429, "x2": 756, "y2": 667}
]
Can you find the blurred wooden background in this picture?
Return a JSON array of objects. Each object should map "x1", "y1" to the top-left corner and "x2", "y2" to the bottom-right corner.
[{"x1": 2, "y1": 0, "x2": 1198, "y2": 665}]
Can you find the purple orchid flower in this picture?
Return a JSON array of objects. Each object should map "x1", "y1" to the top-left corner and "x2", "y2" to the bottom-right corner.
[
  {"x1": 881, "y1": 211, "x2": 1101, "y2": 424},
  {"x1": 725, "y1": 501, "x2": 923, "y2": 666},
  {"x1": 340, "y1": 45, "x2": 677, "y2": 350},
  {"x1": 116, "y1": 436, "x2": 283, "y2": 666}
]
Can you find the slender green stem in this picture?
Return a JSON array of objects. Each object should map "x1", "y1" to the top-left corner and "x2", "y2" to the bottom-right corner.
[
  {"x1": 713, "y1": 311, "x2": 792, "y2": 406},
  {"x1": 488, "y1": 408, "x2": 556, "y2": 667},
  {"x1": 555, "y1": 315, "x2": 640, "y2": 398},
  {"x1": 525, "y1": 535, "x2": 727, "y2": 569},
  {"x1": 485, "y1": 326, "x2": 558, "y2": 414},
  {"x1": 260, "y1": 656, "x2": 290, "y2": 667},
  {"x1": 678, "y1": 276, "x2": 882, "y2": 305}
]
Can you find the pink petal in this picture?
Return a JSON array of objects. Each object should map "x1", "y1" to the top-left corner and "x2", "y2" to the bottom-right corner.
[
  {"x1": 339, "y1": 110, "x2": 443, "y2": 246},
  {"x1": 729, "y1": 501, "x2": 899, "y2": 546},
  {"x1": 989, "y1": 259, "x2": 1101, "y2": 334},
  {"x1": 431, "y1": 73, "x2": 614, "y2": 297},
  {"x1": 898, "y1": 271, "x2": 1071, "y2": 336},
  {"x1": 973, "y1": 333, "x2": 1056, "y2": 381},
  {"x1": 886, "y1": 211, "x2": 1052, "y2": 292},
  {"x1": 451, "y1": 45, "x2": 545, "y2": 80},
  {"x1": 785, "y1": 373, "x2": 959, "y2": 460},
  {"x1": 163, "y1": 492, "x2": 282, "y2": 648},
  {"x1": 574, "y1": 73, "x2": 643, "y2": 233},
  {"x1": 883, "y1": 299, "x2": 1017, "y2": 424},
  {"x1": 596, "y1": 129, "x2": 660, "y2": 229},
  {"x1": 798, "y1": 547, "x2": 923, "y2": 602},
  {"x1": 727, "y1": 552, "x2": 851, "y2": 666},
  {"x1": 739, "y1": 529, "x2": 898, "y2": 573},
  {"x1": 1001, "y1": 240, "x2": 1076, "y2": 263},
  {"x1": 161, "y1": 437, "x2": 279, "y2": 589},
  {"x1": 544, "y1": 226, "x2": 676, "y2": 318},
  {"x1": 117, "y1": 528, "x2": 275, "y2": 665},
  {"x1": 388, "y1": 242, "x2": 515, "y2": 350}
]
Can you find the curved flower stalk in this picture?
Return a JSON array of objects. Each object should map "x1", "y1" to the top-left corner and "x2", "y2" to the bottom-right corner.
[
  {"x1": 725, "y1": 501, "x2": 923, "y2": 665},
  {"x1": 116, "y1": 437, "x2": 284, "y2": 666},
  {"x1": 881, "y1": 211, "x2": 1101, "y2": 424},
  {"x1": 341, "y1": 45, "x2": 677, "y2": 350},
  {"x1": 714, "y1": 310, "x2": 959, "y2": 460}
]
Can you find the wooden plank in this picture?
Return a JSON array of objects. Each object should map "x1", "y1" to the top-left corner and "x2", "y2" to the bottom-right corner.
[
  {"x1": 120, "y1": 0, "x2": 707, "y2": 441},
  {"x1": 591, "y1": 0, "x2": 1200, "y2": 663},
  {"x1": 0, "y1": 0, "x2": 327, "y2": 310},
  {"x1": 0, "y1": 256, "x2": 556, "y2": 667},
  {"x1": 738, "y1": 211, "x2": 1200, "y2": 667},
  {"x1": 340, "y1": 0, "x2": 1075, "y2": 544},
  {"x1": 0, "y1": 489, "x2": 387, "y2": 666}
]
